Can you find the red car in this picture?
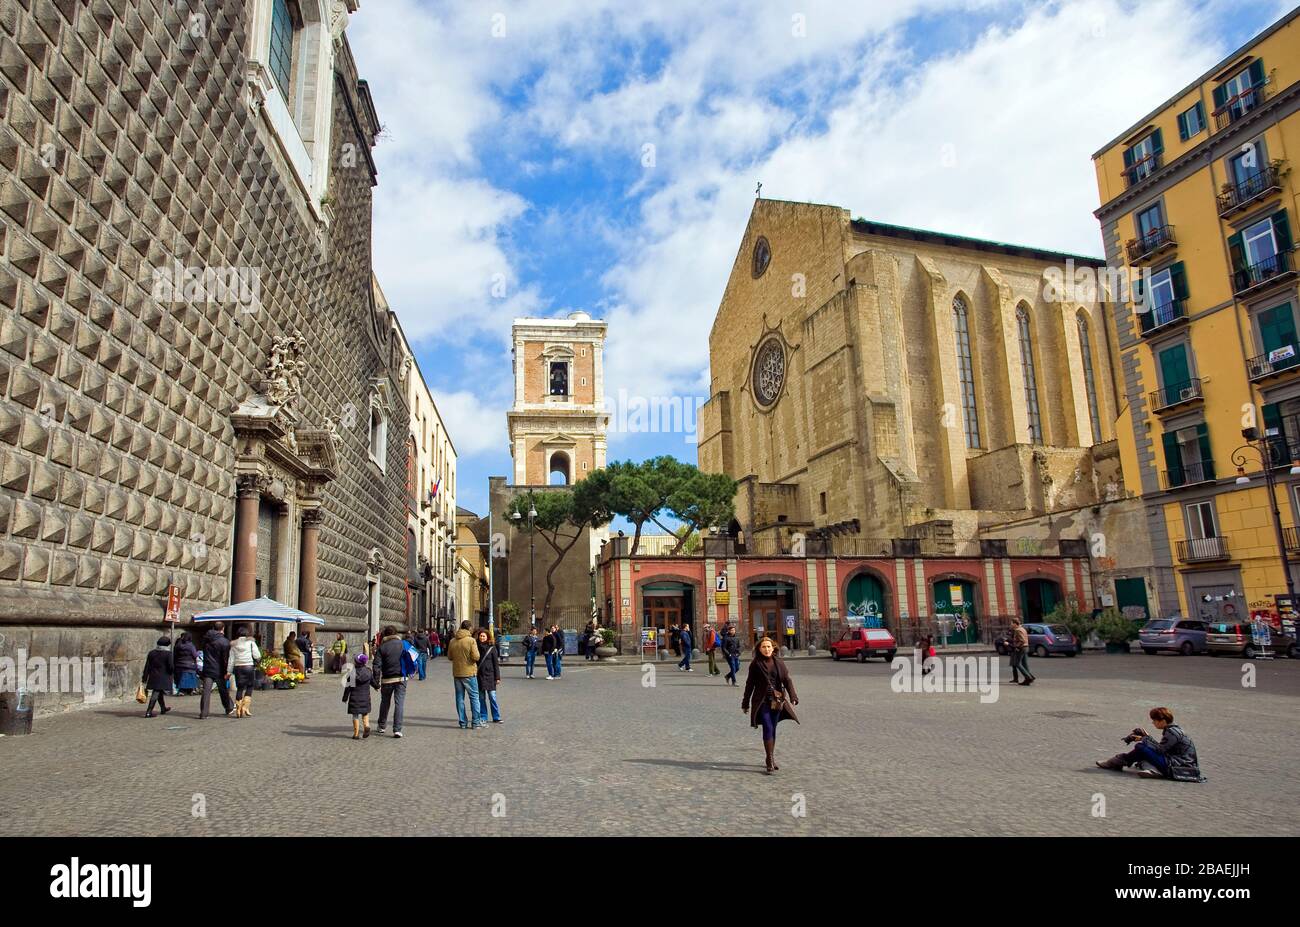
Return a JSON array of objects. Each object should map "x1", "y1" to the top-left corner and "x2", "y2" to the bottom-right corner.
[{"x1": 830, "y1": 628, "x2": 897, "y2": 663}]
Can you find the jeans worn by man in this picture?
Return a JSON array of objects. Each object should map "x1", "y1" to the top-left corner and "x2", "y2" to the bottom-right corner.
[
  {"x1": 378, "y1": 680, "x2": 406, "y2": 734},
  {"x1": 454, "y1": 675, "x2": 482, "y2": 728},
  {"x1": 417, "y1": 651, "x2": 428, "y2": 681}
]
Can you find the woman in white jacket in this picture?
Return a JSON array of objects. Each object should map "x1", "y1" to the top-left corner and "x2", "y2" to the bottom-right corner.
[{"x1": 227, "y1": 625, "x2": 262, "y2": 717}]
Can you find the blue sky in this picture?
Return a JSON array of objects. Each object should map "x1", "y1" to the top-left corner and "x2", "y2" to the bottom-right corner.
[{"x1": 348, "y1": 0, "x2": 1296, "y2": 519}]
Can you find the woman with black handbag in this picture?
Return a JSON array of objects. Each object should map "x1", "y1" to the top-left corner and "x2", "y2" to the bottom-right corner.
[{"x1": 741, "y1": 636, "x2": 799, "y2": 774}]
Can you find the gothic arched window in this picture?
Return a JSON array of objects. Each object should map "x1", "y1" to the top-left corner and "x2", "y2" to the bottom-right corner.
[
  {"x1": 1017, "y1": 306, "x2": 1043, "y2": 443},
  {"x1": 1078, "y1": 313, "x2": 1102, "y2": 445},
  {"x1": 953, "y1": 296, "x2": 980, "y2": 449}
]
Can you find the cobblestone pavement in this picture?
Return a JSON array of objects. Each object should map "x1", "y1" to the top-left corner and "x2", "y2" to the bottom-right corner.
[{"x1": 2, "y1": 652, "x2": 1298, "y2": 836}]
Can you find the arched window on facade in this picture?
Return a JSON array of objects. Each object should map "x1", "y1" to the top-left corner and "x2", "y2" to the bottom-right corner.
[
  {"x1": 549, "y1": 451, "x2": 571, "y2": 486},
  {"x1": 1078, "y1": 313, "x2": 1102, "y2": 445},
  {"x1": 1017, "y1": 306, "x2": 1043, "y2": 443},
  {"x1": 369, "y1": 404, "x2": 387, "y2": 469},
  {"x1": 953, "y1": 295, "x2": 980, "y2": 449}
]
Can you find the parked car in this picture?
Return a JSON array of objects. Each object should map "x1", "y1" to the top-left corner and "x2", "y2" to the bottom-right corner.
[
  {"x1": 1139, "y1": 618, "x2": 1209, "y2": 655},
  {"x1": 830, "y1": 628, "x2": 897, "y2": 663},
  {"x1": 994, "y1": 624, "x2": 1079, "y2": 657},
  {"x1": 1206, "y1": 622, "x2": 1298, "y2": 659}
]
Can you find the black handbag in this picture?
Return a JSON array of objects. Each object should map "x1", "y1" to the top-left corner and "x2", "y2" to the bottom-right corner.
[{"x1": 761, "y1": 661, "x2": 786, "y2": 712}]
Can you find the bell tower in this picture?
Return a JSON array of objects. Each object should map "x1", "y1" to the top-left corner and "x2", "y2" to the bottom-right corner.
[{"x1": 507, "y1": 312, "x2": 609, "y2": 486}]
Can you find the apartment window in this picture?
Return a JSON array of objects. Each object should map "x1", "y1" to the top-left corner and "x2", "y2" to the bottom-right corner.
[
  {"x1": 1135, "y1": 203, "x2": 1163, "y2": 241},
  {"x1": 1135, "y1": 262, "x2": 1188, "y2": 331},
  {"x1": 1255, "y1": 302, "x2": 1298, "y2": 366},
  {"x1": 1244, "y1": 216, "x2": 1278, "y2": 267},
  {"x1": 1177, "y1": 101, "x2": 1206, "y2": 141},
  {"x1": 1214, "y1": 60, "x2": 1266, "y2": 125},
  {"x1": 1078, "y1": 315, "x2": 1102, "y2": 444},
  {"x1": 953, "y1": 296, "x2": 981, "y2": 449},
  {"x1": 1123, "y1": 130, "x2": 1163, "y2": 186},
  {"x1": 1157, "y1": 342, "x2": 1193, "y2": 403},
  {"x1": 1227, "y1": 147, "x2": 1260, "y2": 189},
  {"x1": 369, "y1": 405, "x2": 387, "y2": 469},
  {"x1": 819, "y1": 492, "x2": 827, "y2": 515},
  {"x1": 1016, "y1": 307, "x2": 1042, "y2": 443},
  {"x1": 268, "y1": 0, "x2": 298, "y2": 102},
  {"x1": 1185, "y1": 501, "x2": 1217, "y2": 540},
  {"x1": 1162, "y1": 422, "x2": 1212, "y2": 486}
]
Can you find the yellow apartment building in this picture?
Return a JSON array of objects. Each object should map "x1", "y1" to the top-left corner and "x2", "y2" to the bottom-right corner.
[{"x1": 1093, "y1": 8, "x2": 1300, "y2": 624}]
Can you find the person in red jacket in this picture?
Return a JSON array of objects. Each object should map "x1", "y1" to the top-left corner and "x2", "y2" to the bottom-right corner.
[{"x1": 703, "y1": 624, "x2": 721, "y2": 676}]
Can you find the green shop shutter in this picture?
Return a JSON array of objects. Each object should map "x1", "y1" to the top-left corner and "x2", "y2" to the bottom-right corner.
[
  {"x1": 1273, "y1": 210, "x2": 1293, "y2": 253},
  {"x1": 1169, "y1": 261, "x2": 1189, "y2": 300},
  {"x1": 1163, "y1": 430, "x2": 1184, "y2": 485},
  {"x1": 1196, "y1": 423, "x2": 1213, "y2": 480}
]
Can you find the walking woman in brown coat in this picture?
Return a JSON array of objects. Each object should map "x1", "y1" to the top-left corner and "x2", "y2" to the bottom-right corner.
[{"x1": 741, "y1": 636, "x2": 799, "y2": 774}]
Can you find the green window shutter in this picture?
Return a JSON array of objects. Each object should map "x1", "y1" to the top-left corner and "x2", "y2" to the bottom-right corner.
[
  {"x1": 1177, "y1": 111, "x2": 1189, "y2": 142},
  {"x1": 1123, "y1": 145, "x2": 1136, "y2": 168},
  {"x1": 1263, "y1": 402, "x2": 1287, "y2": 465},
  {"x1": 1159, "y1": 344, "x2": 1190, "y2": 391},
  {"x1": 1151, "y1": 129, "x2": 1164, "y2": 154},
  {"x1": 1163, "y1": 430, "x2": 1184, "y2": 485},
  {"x1": 1248, "y1": 59, "x2": 1265, "y2": 88},
  {"x1": 1273, "y1": 210, "x2": 1293, "y2": 253},
  {"x1": 1196, "y1": 101, "x2": 1206, "y2": 127},
  {"x1": 1170, "y1": 261, "x2": 1189, "y2": 300},
  {"x1": 1212, "y1": 83, "x2": 1229, "y2": 110},
  {"x1": 1263, "y1": 402, "x2": 1282, "y2": 432},
  {"x1": 1227, "y1": 231, "x2": 1245, "y2": 270},
  {"x1": 1196, "y1": 423, "x2": 1213, "y2": 480}
]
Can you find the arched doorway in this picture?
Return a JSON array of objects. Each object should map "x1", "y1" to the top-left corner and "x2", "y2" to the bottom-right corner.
[
  {"x1": 844, "y1": 572, "x2": 889, "y2": 627},
  {"x1": 746, "y1": 580, "x2": 799, "y2": 649},
  {"x1": 932, "y1": 578, "x2": 979, "y2": 644},
  {"x1": 548, "y1": 451, "x2": 571, "y2": 486},
  {"x1": 1018, "y1": 578, "x2": 1061, "y2": 623}
]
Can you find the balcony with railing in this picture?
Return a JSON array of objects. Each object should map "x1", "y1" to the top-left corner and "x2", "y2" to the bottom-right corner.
[
  {"x1": 1233, "y1": 249, "x2": 1296, "y2": 296},
  {"x1": 1213, "y1": 82, "x2": 1272, "y2": 132},
  {"x1": 1217, "y1": 163, "x2": 1285, "y2": 217},
  {"x1": 1149, "y1": 378, "x2": 1203, "y2": 413},
  {"x1": 1126, "y1": 225, "x2": 1176, "y2": 264},
  {"x1": 1137, "y1": 298, "x2": 1188, "y2": 337},
  {"x1": 1176, "y1": 535, "x2": 1230, "y2": 563},
  {"x1": 1161, "y1": 458, "x2": 1215, "y2": 490},
  {"x1": 1123, "y1": 151, "x2": 1163, "y2": 189},
  {"x1": 1284, "y1": 525, "x2": 1300, "y2": 554},
  {"x1": 1246, "y1": 342, "x2": 1300, "y2": 382}
]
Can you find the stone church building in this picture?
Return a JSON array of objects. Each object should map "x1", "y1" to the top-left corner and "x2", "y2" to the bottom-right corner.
[
  {"x1": 0, "y1": 0, "x2": 413, "y2": 707},
  {"x1": 698, "y1": 198, "x2": 1130, "y2": 557}
]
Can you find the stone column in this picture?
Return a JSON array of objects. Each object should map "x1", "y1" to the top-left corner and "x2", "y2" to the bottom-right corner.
[
  {"x1": 233, "y1": 475, "x2": 262, "y2": 603},
  {"x1": 299, "y1": 507, "x2": 323, "y2": 615}
]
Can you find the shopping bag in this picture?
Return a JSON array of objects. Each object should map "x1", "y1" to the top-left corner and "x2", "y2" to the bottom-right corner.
[{"x1": 135, "y1": 684, "x2": 147, "y2": 704}]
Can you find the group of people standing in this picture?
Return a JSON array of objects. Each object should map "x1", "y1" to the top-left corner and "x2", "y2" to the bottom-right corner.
[
  {"x1": 446, "y1": 621, "x2": 503, "y2": 729},
  {"x1": 519, "y1": 624, "x2": 567, "y2": 680}
]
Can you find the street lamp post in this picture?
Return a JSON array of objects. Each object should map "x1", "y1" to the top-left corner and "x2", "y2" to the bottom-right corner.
[
  {"x1": 1232, "y1": 428, "x2": 1299, "y2": 601},
  {"x1": 512, "y1": 495, "x2": 538, "y2": 627}
]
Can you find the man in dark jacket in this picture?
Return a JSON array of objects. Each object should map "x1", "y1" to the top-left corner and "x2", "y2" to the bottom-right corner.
[
  {"x1": 677, "y1": 624, "x2": 694, "y2": 671},
  {"x1": 1095, "y1": 706, "x2": 1206, "y2": 781},
  {"x1": 141, "y1": 636, "x2": 174, "y2": 717},
  {"x1": 198, "y1": 623, "x2": 233, "y2": 719},
  {"x1": 414, "y1": 629, "x2": 431, "y2": 681},
  {"x1": 541, "y1": 626, "x2": 557, "y2": 680},
  {"x1": 721, "y1": 624, "x2": 742, "y2": 685},
  {"x1": 552, "y1": 624, "x2": 564, "y2": 678},
  {"x1": 375, "y1": 627, "x2": 407, "y2": 738}
]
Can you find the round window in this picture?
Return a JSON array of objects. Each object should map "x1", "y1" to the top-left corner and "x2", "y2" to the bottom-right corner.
[
  {"x1": 752, "y1": 338, "x2": 785, "y2": 408},
  {"x1": 752, "y1": 236, "x2": 771, "y2": 278}
]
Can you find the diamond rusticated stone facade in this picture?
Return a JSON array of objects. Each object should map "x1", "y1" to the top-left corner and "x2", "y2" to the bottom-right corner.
[{"x1": 0, "y1": 0, "x2": 408, "y2": 708}]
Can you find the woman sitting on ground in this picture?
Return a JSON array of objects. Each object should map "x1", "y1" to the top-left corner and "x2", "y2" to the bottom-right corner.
[{"x1": 1095, "y1": 706, "x2": 1205, "y2": 781}]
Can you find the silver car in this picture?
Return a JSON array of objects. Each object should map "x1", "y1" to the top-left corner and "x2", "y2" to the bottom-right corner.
[{"x1": 1139, "y1": 618, "x2": 1209, "y2": 655}]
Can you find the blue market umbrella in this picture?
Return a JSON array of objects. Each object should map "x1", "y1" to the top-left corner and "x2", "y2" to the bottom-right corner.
[{"x1": 193, "y1": 596, "x2": 325, "y2": 625}]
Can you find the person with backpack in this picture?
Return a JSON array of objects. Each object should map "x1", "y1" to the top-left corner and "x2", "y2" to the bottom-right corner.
[
  {"x1": 523, "y1": 627, "x2": 541, "y2": 679},
  {"x1": 703, "y1": 623, "x2": 721, "y2": 676},
  {"x1": 475, "y1": 628, "x2": 503, "y2": 724},
  {"x1": 141, "y1": 636, "x2": 174, "y2": 718},
  {"x1": 721, "y1": 624, "x2": 742, "y2": 686},
  {"x1": 343, "y1": 652, "x2": 381, "y2": 739},
  {"x1": 198, "y1": 622, "x2": 234, "y2": 719},
  {"x1": 677, "y1": 623, "x2": 694, "y2": 672},
  {"x1": 375, "y1": 626, "x2": 408, "y2": 738}
]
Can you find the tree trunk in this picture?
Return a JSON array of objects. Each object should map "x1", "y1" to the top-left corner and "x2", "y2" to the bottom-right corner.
[{"x1": 539, "y1": 524, "x2": 584, "y2": 623}]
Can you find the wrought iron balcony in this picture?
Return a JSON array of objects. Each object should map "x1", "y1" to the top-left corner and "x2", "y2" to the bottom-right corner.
[
  {"x1": 1161, "y1": 458, "x2": 1215, "y2": 490},
  {"x1": 1123, "y1": 151, "x2": 1163, "y2": 189},
  {"x1": 1217, "y1": 163, "x2": 1284, "y2": 217},
  {"x1": 1213, "y1": 82, "x2": 1272, "y2": 132},
  {"x1": 1149, "y1": 378, "x2": 1203, "y2": 412},
  {"x1": 1176, "y1": 536, "x2": 1229, "y2": 563},
  {"x1": 1137, "y1": 298, "x2": 1187, "y2": 336},
  {"x1": 1246, "y1": 343, "x2": 1300, "y2": 382},
  {"x1": 1285, "y1": 525, "x2": 1300, "y2": 554},
  {"x1": 1232, "y1": 249, "x2": 1295, "y2": 296},
  {"x1": 1125, "y1": 225, "x2": 1176, "y2": 263}
]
